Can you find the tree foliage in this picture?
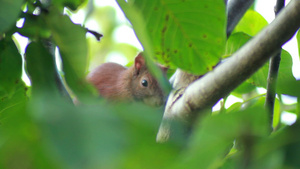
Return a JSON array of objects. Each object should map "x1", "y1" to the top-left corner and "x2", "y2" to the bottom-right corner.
[{"x1": 0, "y1": 0, "x2": 300, "y2": 169}]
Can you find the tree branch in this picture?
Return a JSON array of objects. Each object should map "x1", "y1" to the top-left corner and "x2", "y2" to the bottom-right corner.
[
  {"x1": 157, "y1": 0, "x2": 300, "y2": 142},
  {"x1": 226, "y1": 0, "x2": 254, "y2": 37},
  {"x1": 265, "y1": 0, "x2": 285, "y2": 131}
]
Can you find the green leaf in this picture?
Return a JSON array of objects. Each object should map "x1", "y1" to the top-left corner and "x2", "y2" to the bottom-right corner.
[
  {"x1": 31, "y1": 99, "x2": 178, "y2": 169},
  {"x1": 119, "y1": 0, "x2": 226, "y2": 75},
  {"x1": 0, "y1": 82, "x2": 27, "y2": 115},
  {"x1": 25, "y1": 41, "x2": 59, "y2": 96},
  {"x1": 250, "y1": 50, "x2": 300, "y2": 97},
  {"x1": 297, "y1": 30, "x2": 300, "y2": 58},
  {"x1": 0, "y1": 96, "x2": 61, "y2": 169},
  {"x1": 225, "y1": 32, "x2": 300, "y2": 96},
  {"x1": 174, "y1": 98, "x2": 268, "y2": 169},
  {"x1": 224, "y1": 32, "x2": 251, "y2": 58},
  {"x1": 233, "y1": 10, "x2": 268, "y2": 36},
  {"x1": 50, "y1": 0, "x2": 87, "y2": 11},
  {"x1": 0, "y1": 37, "x2": 22, "y2": 98},
  {"x1": 272, "y1": 98, "x2": 280, "y2": 129},
  {"x1": 45, "y1": 11, "x2": 95, "y2": 98},
  {"x1": 17, "y1": 13, "x2": 51, "y2": 40},
  {"x1": 0, "y1": 0, "x2": 23, "y2": 34}
]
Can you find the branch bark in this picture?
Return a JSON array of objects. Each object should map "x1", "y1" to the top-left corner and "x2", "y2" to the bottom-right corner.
[
  {"x1": 157, "y1": 0, "x2": 300, "y2": 142},
  {"x1": 265, "y1": 0, "x2": 285, "y2": 131},
  {"x1": 226, "y1": 0, "x2": 254, "y2": 37}
]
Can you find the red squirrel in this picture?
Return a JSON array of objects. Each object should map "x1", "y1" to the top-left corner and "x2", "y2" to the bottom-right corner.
[{"x1": 87, "y1": 53, "x2": 167, "y2": 106}]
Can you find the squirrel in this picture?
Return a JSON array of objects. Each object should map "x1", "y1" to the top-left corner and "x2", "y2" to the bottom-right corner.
[{"x1": 86, "y1": 53, "x2": 167, "y2": 107}]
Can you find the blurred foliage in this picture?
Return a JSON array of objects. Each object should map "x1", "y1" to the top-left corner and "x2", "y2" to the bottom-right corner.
[{"x1": 0, "y1": 0, "x2": 300, "y2": 169}]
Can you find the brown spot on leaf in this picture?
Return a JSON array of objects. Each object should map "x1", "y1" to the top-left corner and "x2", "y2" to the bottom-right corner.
[
  {"x1": 154, "y1": 7, "x2": 158, "y2": 11},
  {"x1": 165, "y1": 14, "x2": 169, "y2": 21},
  {"x1": 189, "y1": 43, "x2": 193, "y2": 47},
  {"x1": 203, "y1": 34, "x2": 207, "y2": 38},
  {"x1": 162, "y1": 26, "x2": 167, "y2": 33},
  {"x1": 174, "y1": 50, "x2": 178, "y2": 53}
]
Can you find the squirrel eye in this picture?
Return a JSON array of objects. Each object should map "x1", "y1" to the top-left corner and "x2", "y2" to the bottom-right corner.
[{"x1": 141, "y1": 79, "x2": 148, "y2": 87}]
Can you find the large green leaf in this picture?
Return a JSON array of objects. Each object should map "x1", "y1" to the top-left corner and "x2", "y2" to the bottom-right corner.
[
  {"x1": 0, "y1": 37, "x2": 23, "y2": 98},
  {"x1": 45, "y1": 10, "x2": 95, "y2": 98},
  {"x1": 25, "y1": 41, "x2": 59, "y2": 96},
  {"x1": 174, "y1": 98, "x2": 268, "y2": 169},
  {"x1": 0, "y1": 95, "x2": 61, "y2": 169},
  {"x1": 233, "y1": 10, "x2": 268, "y2": 36},
  {"x1": 30, "y1": 98, "x2": 178, "y2": 168},
  {"x1": 0, "y1": 0, "x2": 23, "y2": 34},
  {"x1": 119, "y1": 0, "x2": 226, "y2": 75}
]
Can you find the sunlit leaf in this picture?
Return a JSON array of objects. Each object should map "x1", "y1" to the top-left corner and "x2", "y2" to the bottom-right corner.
[
  {"x1": 0, "y1": 0, "x2": 23, "y2": 34},
  {"x1": 233, "y1": 10, "x2": 268, "y2": 36},
  {"x1": 119, "y1": 0, "x2": 226, "y2": 75},
  {"x1": 224, "y1": 32, "x2": 251, "y2": 58},
  {"x1": 272, "y1": 98, "x2": 281, "y2": 130}
]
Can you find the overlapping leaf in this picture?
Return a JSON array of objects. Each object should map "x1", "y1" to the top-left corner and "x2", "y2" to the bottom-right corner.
[
  {"x1": 0, "y1": 0, "x2": 23, "y2": 34},
  {"x1": 120, "y1": 0, "x2": 226, "y2": 75},
  {"x1": 232, "y1": 10, "x2": 268, "y2": 36},
  {"x1": 45, "y1": 11, "x2": 95, "y2": 98}
]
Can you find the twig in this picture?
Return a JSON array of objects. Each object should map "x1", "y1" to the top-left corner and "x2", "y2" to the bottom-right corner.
[
  {"x1": 226, "y1": 0, "x2": 254, "y2": 37},
  {"x1": 265, "y1": 0, "x2": 285, "y2": 132},
  {"x1": 86, "y1": 28, "x2": 103, "y2": 41}
]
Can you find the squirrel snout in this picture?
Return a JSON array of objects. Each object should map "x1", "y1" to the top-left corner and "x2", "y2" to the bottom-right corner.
[{"x1": 143, "y1": 96, "x2": 165, "y2": 107}]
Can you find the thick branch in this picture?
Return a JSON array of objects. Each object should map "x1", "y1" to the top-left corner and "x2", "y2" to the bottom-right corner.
[{"x1": 157, "y1": 0, "x2": 300, "y2": 142}]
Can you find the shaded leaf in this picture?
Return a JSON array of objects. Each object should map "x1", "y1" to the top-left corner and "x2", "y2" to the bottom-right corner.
[
  {"x1": 25, "y1": 41, "x2": 59, "y2": 96},
  {"x1": 18, "y1": 13, "x2": 51, "y2": 39},
  {"x1": 297, "y1": 30, "x2": 300, "y2": 59},
  {"x1": 45, "y1": 10, "x2": 95, "y2": 98},
  {"x1": 0, "y1": 37, "x2": 23, "y2": 98},
  {"x1": 174, "y1": 98, "x2": 268, "y2": 169},
  {"x1": 0, "y1": 0, "x2": 23, "y2": 34}
]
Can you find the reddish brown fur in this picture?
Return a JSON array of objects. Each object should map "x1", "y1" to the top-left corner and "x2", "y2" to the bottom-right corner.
[{"x1": 86, "y1": 53, "x2": 166, "y2": 106}]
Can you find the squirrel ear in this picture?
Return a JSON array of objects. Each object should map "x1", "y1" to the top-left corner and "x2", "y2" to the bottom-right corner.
[
  {"x1": 159, "y1": 65, "x2": 169, "y2": 73},
  {"x1": 134, "y1": 53, "x2": 145, "y2": 71}
]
